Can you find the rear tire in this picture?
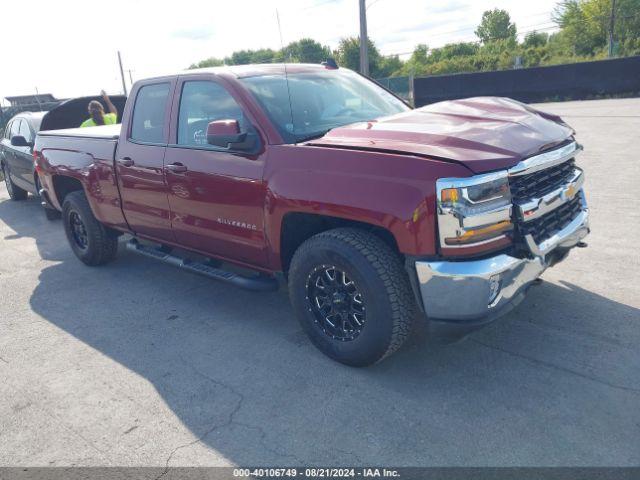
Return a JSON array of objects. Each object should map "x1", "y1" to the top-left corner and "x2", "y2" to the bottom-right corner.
[
  {"x1": 62, "y1": 190, "x2": 118, "y2": 266},
  {"x1": 288, "y1": 228, "x2": 415, "y2": 367},
  {"x1": 2, "y1": 163, "x2": 28, "y2": 201},
  {"x1": 44, "y1": 207, "x2": 61, "y2": 221}
]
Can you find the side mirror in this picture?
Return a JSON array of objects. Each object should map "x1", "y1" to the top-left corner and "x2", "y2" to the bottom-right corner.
[
  {"x1": 206, "y1": 120, "x2": 255, "y2": 151},
  {"x1": 11, "y1": 135, "x2": 30, "y2": 147}
]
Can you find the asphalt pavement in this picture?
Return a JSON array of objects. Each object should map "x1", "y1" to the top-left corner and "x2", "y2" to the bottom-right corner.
[{"x1": 0, "y1": 98, "x2": 638, "y2": 467}]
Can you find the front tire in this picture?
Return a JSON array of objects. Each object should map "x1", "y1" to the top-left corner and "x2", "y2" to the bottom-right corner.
[
  {"x1": 288, "y1": 228, "x2": 415, "y2": 367},
  {"x1": 2, "y1": 163, "x2": 28, "y2": 201},
  {"x1": 62, "y1": 191, "x2": 118, "y2": 266}
]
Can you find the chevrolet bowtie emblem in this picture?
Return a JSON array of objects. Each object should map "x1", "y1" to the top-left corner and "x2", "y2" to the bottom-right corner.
[{"x1": 565, "y1": 184, "x2": 577, "y2": 199}]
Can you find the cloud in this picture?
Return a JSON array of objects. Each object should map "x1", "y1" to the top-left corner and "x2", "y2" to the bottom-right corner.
[
  {"x1": 428, "y1": 1, "x2": 469, "y2": 14},
  {"x1": 171, "y1": 26, "x2": 215, "y2": 41}
]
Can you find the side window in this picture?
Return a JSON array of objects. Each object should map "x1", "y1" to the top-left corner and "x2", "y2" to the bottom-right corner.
[
  {"x1": 177, "y1": 81, "x2": 246, "y2": 146},
  {"x1": 3, "y1": 121, "x2": 11, "y2": 139},
  {"x1": 19, "y1": 119, "x2": 32, "y2": 142},
  {"x1": 130, "y1": 83, "x2": 171, "y2": 144},
  {"x1": 10, "y1": 120, "x2": 21, "y2": 138}
]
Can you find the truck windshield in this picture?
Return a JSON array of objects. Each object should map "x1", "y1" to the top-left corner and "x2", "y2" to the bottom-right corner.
[{"x1": 239, "y1": 69, "x2": 409, "y2": 144}]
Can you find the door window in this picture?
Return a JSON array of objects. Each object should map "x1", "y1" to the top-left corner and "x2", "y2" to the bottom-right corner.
[
  {"x1": 130, "y1": 83, "x2": 171, "y2": 144},
  {"x1": 3, "y1": 121, "x2": 11, "y2": 139},
  {"x1": 18, "y1": 119, "x2": 32, "y2": 142},
  {"x1": 10, "y1": 120, "x2": 21, "y2": 138},
  {"x1": 177, "y1": 81, "x2": 246, "y2": 147}
]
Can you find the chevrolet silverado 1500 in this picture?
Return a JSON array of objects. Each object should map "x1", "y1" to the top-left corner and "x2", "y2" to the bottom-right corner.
[{"x1": 35, "y1": 64, "x2": 590, "y2": 366}]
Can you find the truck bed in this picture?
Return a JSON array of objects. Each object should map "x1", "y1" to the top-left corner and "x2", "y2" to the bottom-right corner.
[{"x1": 37, "y1": 124, "x2": 121, "y2": 140}]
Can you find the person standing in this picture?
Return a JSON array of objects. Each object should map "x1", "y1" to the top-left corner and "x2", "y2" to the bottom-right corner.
[{"x1": 80, "y1": 90, "x2": 118, "y2": 127}]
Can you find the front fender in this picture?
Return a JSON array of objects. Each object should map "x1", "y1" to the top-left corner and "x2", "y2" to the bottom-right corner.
[{"x1": 263, "y1": 145, "x2": 472, "y2": 269}]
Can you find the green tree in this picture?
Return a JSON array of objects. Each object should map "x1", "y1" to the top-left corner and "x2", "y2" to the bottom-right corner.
[
  {"x1": 554, "y1": 0, "x2": 640, "y2": 56},
  {"x1": 189, "y1": 57, "x2": 224, "y2": 69},
  {"x1": 523, "y1": 31, "x2": 549, "y2": 48},
  {"x1": 335, "y1": 37, "x2": 382, "y2": 75},
  {"x1": 429, "y1": 42, "x2": 479, "y2": 62},
  {"x1": 397, "y1": 44, "x2": 428, "y2": 75},
  {"x1": 553, "y1": 1, "x2": 606, "y2": 55},
  {"x1": 377, "y1": 55, "x2": 403, "y2": 77},
  {"x1": 226, "y1": 48, "x2": 278, "y2": 65},
  {"x1": 475, "y1": 9, "x2": 517, "y2": 43},
  {"x1": 284, "y1": 38, "x2": 332, "y2": 63}
]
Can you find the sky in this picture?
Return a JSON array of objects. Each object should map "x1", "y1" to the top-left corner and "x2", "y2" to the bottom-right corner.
[{"x1": 0, "y1": 0, "x2": 561, "y2": 103}]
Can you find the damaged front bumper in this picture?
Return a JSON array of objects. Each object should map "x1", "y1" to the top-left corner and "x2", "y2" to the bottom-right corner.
[{"x1": 413, "y1": 202, "x2": 589, "y2": 340}]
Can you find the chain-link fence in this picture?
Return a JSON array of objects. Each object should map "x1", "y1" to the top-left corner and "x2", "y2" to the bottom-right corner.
[{"x1": 375, "y1": 76, "x2": 414, "y2": 105}]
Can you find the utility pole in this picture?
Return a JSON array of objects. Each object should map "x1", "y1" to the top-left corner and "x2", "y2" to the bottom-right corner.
[
  {"x1": 117, "y1": 51, "x2": 128, "y2": 96},
  {"x1": 608, "y1": 0, "x2": 617, "y2": 57},
  {"x1": 34, "y1": 87, "x2": 43, "y2": 111},
  {"x1": 359, "y1": 0, "x2": 369, "y2": 76}
]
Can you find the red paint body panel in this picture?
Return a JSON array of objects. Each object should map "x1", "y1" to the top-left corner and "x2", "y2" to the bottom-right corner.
[
  {"x1": 35, "y1": 66, "x2": 574, "y2": 274},
  {"x1": 311, "y1": 96, "x2": 574, "y2": 174},
  {"x1": 262, "y1": 145, "x2": 471, "y2": 268},
  {"x1": 36, "y1": 133, "x2": 129, "y2": 231}
]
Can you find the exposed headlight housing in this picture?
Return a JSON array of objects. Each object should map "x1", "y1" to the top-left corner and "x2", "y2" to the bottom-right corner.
[{"x1": 436, "y1": 172, "x2": 513, "y2": 248}]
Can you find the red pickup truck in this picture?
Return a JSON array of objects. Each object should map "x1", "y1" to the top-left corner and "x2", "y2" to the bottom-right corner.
[{"x1": 35, "y1": 64, "x2": 589, "y2": 366}]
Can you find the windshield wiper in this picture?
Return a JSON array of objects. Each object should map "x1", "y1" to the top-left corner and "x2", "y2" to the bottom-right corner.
[{"x1": 296, "y1": 129, "x2": 331, "y2": 144}]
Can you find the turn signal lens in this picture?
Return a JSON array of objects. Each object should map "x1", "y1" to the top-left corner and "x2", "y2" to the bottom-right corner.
[
  {"x1": 444, "y1": 220, "x2": 513, "y2": 246},
  {"x1": 440, "y1": 188, "x2": 459, "y2": 203}
]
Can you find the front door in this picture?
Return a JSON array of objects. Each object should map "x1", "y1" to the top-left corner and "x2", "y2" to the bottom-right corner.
[
  {"x1": 115, "y1": 81, "x2": 176, "y2": 242},
  {"x1": 15, "y1": 118, "x2": 35, "y2": 189},
  {"x1": 163, "y1": 78, "x2": 268, "y2": 267},
  {"x1": 4, "y1": 120, "x2": 23, "y2": 188}
]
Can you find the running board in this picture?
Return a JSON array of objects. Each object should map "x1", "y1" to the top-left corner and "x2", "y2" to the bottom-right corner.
[{"x1": 126, "y1": 240, "x2": 278, "y2": 292}]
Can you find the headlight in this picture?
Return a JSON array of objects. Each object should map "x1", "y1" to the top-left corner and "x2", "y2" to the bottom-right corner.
[{"x1": 436, "y1": 172, "x2": 513, "y2": 248}]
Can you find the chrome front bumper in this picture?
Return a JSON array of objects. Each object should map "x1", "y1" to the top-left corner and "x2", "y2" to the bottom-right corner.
[{"x1": 415, "y1": 201, "x2": 589, "y2": 330}]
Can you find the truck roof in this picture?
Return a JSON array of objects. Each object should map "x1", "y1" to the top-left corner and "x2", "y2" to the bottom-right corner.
[
  {"x1": 192, "y1": 63, "x2": 332, "y2": 78},
  {"x1": 135, "y1": 63, "x2": 334, "y2": 83}
]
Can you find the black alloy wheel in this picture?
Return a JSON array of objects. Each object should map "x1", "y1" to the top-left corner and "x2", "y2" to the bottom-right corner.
[
  {"x1": 307, "y1": 265, "x2": 366, "y2": 341},
  {"x1": 288, "y1": 228, "x2": 416, "y2": 366},
  {"x1": 69, "y1": 210, "x2": 89, "y2": 251},
  {"x1": 61, "y1": 191, "x2": 119, "y2": 266}
]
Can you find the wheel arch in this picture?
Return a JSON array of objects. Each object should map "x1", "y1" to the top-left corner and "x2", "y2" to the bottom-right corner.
[
  {"x1": 279, "y1": 212, "x2": 401, "y2": 274},
  {"x1": 51, "y1": 175, "x2": 86, "y2": 209}
]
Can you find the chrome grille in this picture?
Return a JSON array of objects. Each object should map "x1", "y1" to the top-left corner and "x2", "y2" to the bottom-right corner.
[
  {"x1": 509, "y1": 158, "x2": 576, "y2": 202},
  {"x1": 517, "y1": 195, "x2": 583, "y2": 245}
]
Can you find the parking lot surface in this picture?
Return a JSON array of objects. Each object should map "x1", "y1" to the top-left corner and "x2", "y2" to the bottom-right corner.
[{"x1": 0, "y1": 98, "x2": 638, "y2": 467}]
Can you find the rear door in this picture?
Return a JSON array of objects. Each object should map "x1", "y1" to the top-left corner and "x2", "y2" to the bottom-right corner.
[
  {"x1": 163, "y1": 76, "x2": 268, "y2": 267},
  {"x1": 115, "y1": 80, "x2": 177, "y2": 241}
]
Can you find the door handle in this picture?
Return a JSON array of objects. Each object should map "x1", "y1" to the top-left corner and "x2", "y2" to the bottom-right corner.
[
  {"x1": 117, "y1": 157, "x2": 134, "y2": 167},
  {"x1": 165, "y1": 162, "x2": 188, "y2": 173}
]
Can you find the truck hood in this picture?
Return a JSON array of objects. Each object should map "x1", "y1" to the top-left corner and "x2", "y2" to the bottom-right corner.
[{"x1": 308, "y1": 97, "x2": 574, "y2": 174}]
